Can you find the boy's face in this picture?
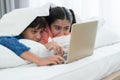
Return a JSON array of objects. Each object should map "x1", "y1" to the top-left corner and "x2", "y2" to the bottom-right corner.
[
  {"x1": 50, "y1": 19, "x2": 70, "y2": 37},
  {"x1": 22, "y1": 25, "x2": 43, "y2": 42}
]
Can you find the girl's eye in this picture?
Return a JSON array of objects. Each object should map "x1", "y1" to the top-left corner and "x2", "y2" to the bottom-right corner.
[
  {"x1": 64, "y1": 26, "x2": 70, "y2": 30},
  {"x1": 55, "y1": 26, "x2": 61, "y2": 30}
]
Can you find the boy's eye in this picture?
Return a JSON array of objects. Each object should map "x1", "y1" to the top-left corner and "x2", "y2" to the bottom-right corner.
[
  {"x1": 40, "y1": 30, "x2": 43, "y2": 33},
  {"x1": 31, "y1": 30, "x2": 37, "y2": 33},
  {"x1": 39, "y1": 28, "x2": 44, "y2": 33}
]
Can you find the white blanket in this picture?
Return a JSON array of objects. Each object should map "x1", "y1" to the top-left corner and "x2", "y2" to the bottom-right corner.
[
  {"x1": 0, "y1": 3, "x2": 50, "y2": 36},
  {"x1": 0, "y1": 42, "x2": 120, "y2": 80}
]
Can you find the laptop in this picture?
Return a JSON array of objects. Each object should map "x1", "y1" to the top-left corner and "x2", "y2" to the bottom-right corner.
[{"x1": 63, "y1": 20, "x2": 98, "y2": 64}]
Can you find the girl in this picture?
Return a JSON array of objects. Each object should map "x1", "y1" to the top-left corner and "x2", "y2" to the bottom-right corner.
[
  {"x1": 0, "y1": 17, "x2": 64, "y2": 66},
  {"x1": 40, "y1": 6, "x2": 76, "y2": 55}
]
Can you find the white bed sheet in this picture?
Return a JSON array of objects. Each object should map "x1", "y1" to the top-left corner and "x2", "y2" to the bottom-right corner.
[{"x1": 0, "y1": 43, "x2": 120, "y2": 80}]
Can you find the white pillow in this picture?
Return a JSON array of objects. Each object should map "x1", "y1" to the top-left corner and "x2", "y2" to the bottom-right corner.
[
  {"x1": 0, "y1": 45, "x2": 29, "y2": 68},
  {"x1": 0, "y1": 39, "x2": 50, "y2": 69},
  {"x1": 95, "y1": 26, "x2": 120, "y2": 48},
  {"x1": 53, "y1": 35, "x2": 70, "y2": 52},
  {"x1": 19, "y1": 39, "x2": 52, "y2": 57}
]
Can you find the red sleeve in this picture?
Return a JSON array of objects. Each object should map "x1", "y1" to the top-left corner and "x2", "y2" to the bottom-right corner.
[
  {"x1": 39, "y1": 27, "x2": 53, "y2": 44},
  {"x1": 40, "y1": 29, "x2": 49, "y2": 44}
]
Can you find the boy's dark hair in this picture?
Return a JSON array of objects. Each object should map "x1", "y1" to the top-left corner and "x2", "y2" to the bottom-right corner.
[{"x1": 27, "y1": 16, "x2": 47, "y2": 29}]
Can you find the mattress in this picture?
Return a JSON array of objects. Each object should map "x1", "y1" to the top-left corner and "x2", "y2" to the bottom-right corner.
[{"x1": 0, "y1": 42, "x2": 120, "y2": 80}]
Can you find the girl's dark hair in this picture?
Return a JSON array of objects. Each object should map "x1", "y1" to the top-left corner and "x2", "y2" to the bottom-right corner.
[
  {"x1": 27, "y1": 16, "x2": 47, "y2": 29},
  {"x1": 69, "y1": 9, "x2": 76, "y2": 24},
  {"x1": 69, "y1": 9, "x2": 76, "y2": 32},
  {"x1": 46, "y1": 6, "x2": 76, "y2": 27}
]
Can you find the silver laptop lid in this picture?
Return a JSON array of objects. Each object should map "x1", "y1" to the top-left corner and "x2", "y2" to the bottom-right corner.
[{"x1": 66, "y1": 20, "x2": 98, "y2": 63}]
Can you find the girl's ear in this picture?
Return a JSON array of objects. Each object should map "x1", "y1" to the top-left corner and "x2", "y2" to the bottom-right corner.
[
  {"x1": 69, "y1": 9, "x2": 76, "y2": 32},
  {"x1": 69, "y1": 9, "x2": 76, "y2": 24},
  {"x1": 49, "y1": 6, "x2": 52, "y2": 12}
]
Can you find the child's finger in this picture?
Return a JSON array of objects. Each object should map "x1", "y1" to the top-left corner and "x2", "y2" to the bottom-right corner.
[
  {"x1": 48, "y1": 45, "x2": 53, "y2": 51},
  {"x1": 56, "y1": 55, "x2": 65, "y2": 62}
]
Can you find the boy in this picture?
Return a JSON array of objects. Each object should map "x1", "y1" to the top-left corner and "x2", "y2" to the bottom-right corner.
[{"x1": 0, "y1": 17, "x2": 64, "y2": 66}]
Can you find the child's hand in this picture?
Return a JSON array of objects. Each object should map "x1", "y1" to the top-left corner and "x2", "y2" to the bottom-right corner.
[
  {"x1": 38, "y1": 55, "x2": 65, "y2": 66},
  {"x1": 44, "y1": 42, "x2": 64, "y2": 56},
  {"x1": 20, "y1": 51, "x2": 64, "y2": 66}
]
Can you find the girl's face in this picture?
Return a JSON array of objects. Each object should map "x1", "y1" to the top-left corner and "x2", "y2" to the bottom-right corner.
[
  {"x1": 22, "y1": 25, "x2": 43, "y2": 42},
  {"x1": 50, "y1": 19, "x2": 70, "y2": 37}
]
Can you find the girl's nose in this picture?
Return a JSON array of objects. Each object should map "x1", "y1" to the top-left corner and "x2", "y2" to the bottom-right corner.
[{"x1": 57, "y1": 31, "x2": 65, "y2": 37}]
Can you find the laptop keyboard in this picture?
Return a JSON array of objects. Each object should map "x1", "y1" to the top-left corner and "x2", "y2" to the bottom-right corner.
[{"x1": 62, "y1": 53, "x2": 67, "y2": 60}]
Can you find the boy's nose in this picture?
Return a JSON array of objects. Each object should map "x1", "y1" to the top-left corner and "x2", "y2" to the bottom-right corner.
[{"x1": 35, "y1": 34, "x2": 41, "y2": 41}]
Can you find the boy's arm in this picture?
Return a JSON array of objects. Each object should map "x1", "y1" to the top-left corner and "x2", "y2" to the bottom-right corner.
[
  {"x1": 20, "y1": 51, "x2": 65, "y2": 66},
  {"x1": 0, "y1": 37, "x2": 30, "y2": 56},
  {"x1": 0, "y1": 37, "x2": 64, "y2": 66}
]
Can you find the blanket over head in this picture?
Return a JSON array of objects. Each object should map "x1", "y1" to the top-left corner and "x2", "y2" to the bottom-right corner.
[{"x1": 0, "y1": 3, "x2": 51, "y2": 36}]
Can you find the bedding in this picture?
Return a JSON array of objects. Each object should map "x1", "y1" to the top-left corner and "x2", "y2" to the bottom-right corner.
[
  {"x1": 0, "y1": 39, "x2": 52, "y2": 68},
  {"x1": 0, "y1": 42, "x2": 120, "y2": 80},
  {"x1": 95, "y1": 25, "x2": 120, "y2": 48}
]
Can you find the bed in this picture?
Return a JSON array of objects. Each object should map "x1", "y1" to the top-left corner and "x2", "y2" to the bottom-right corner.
[
  {"x1": 0, "y1": 4, "x2": 120, "y2": 80},
  {"x1": 0, "y1": 41, "x2": 120, "y2": 80}
]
